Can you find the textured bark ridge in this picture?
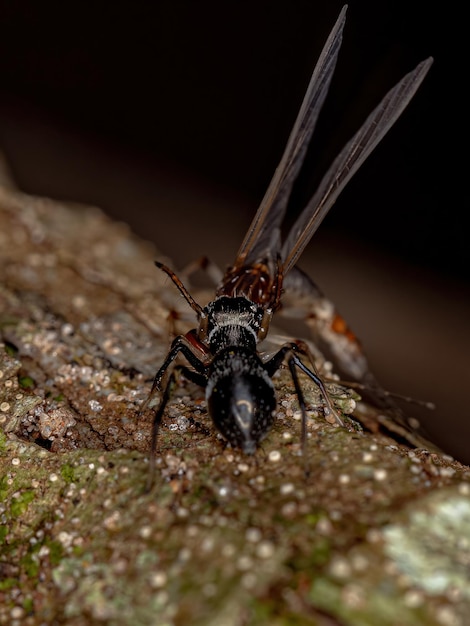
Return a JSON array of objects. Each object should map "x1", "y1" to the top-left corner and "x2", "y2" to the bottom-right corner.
[{"x1": 1, "y1": 170, "x2": 469, "y2": 626}]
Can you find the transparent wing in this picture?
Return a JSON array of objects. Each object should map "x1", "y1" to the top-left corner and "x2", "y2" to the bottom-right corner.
[
  {"x1": 236, "y1": 4, "x2": 347, "y2": 265},
  {"x1": 281, "y1": 56, "x2": 433, "y2": 273}
]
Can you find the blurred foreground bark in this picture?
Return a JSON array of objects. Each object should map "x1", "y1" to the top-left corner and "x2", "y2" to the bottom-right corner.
[{"x1": 1, "y1": 161, "x2": 469, "y2": 626}]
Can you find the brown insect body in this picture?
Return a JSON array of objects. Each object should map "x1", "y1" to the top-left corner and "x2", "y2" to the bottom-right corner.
[{"x1": 142, "y1": 5, "x2": 433, "y2": 476}]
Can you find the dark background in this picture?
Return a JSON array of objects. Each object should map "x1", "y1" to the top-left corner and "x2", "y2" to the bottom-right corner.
[{"x1": 1, "y1": 1, "x2": 468, "y2": 463}]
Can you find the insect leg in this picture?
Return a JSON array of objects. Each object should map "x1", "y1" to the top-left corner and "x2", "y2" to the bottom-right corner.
[
  {"x1": 265, "y1": 340, "x2": 344, "y2": 427},
  {"x1": 290, "y1": 345, "x2": 345, "y2": 427},
  {"x1": 146, "y1": 363, "x2": 206, "y2": 491},
  {"x1": 286, "y1": 357, "x2": 308, "y2": 458},
  {"x1": 140, "y1": 334, "x2": 208, "y2": 415},
  {"x1": 141, "y1": 334, "x2": 209, "y2": 491},
  {"x1": 281, "y1": 267, "x2": 436, "y2": 436},
  {"x1": 280, "y1": 265, "x2": 370, "y2": 382},
  {"x1": 147, "y1": 367, "x2": 176, "y2": 491},
  {"x1": 179, "y1": 255, "x2": 224, "y2": 287}
]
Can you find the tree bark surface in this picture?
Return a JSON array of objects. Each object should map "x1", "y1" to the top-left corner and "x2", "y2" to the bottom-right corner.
[{"x1": 1, "y1": 169, "x2": 469, "y2": 626}]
